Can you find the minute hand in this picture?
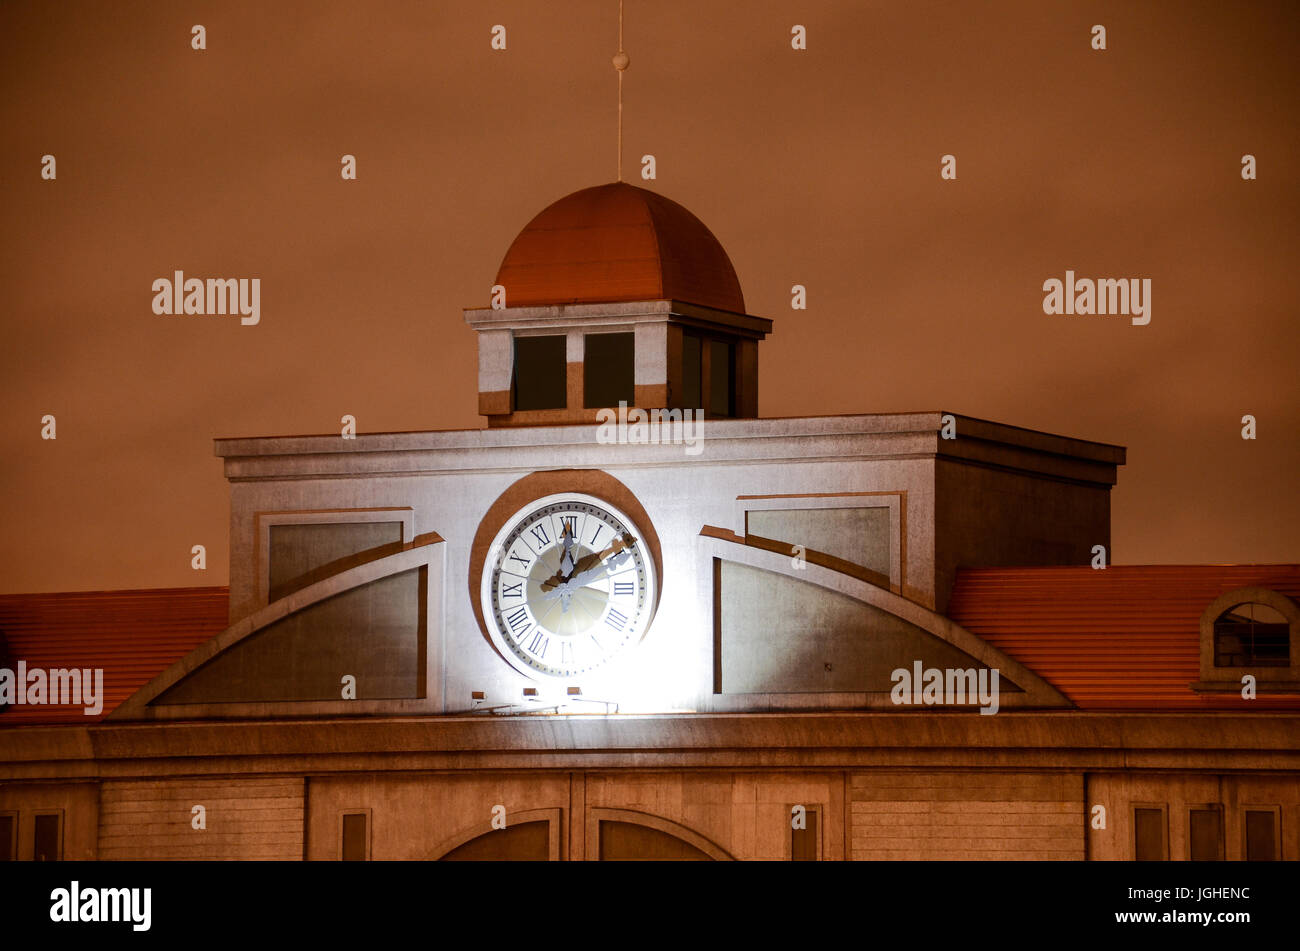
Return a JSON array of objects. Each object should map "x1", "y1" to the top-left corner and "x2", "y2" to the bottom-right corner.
[
  {"x1": 540, "y1": 534, "x2": 632, "y2": 591},
  {"x1": 561, "y1": 548, "x2": 631, "y2": 592}
]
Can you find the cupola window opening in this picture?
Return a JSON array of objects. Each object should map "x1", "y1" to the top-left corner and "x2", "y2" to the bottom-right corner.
[
  {"x1": 583, "y1": 332, "x2": 635, "y2": 409},
  {"x1": 512, "y1": 335, "x2": 567, "y2": 411},
  {"x1": 681, "y1": 331, "x2": 702, "y2": 409},
  {"x1": 708, "y1": 338, "x2": 736, "y2": 418},
  {"x1": 679, "y1": 330, "x2": 737, "y2": 417}
]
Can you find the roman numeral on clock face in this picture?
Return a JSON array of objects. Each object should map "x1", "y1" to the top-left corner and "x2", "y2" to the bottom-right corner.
[
  {"x1": 508, "y1": 551, "x2": 531, "y2": 571},
  {"x1": 559, "y1": 515, "x2": 577, "y2": 538},
  {"x1": 527, "y1": 630, "x2": 549, "y2": 658},
  {"x1": 505, "y1": 607, "x2": 531, "y2": 635},
  {"x1": 502, "y1": 581, "x2": 523, "y2": 599},
  {"x1": 560, "y1": 641, "x2": 575, "y2": 665},
  {"x1": 613, "y1": 581, "x2": 634, "y2": 597},
  {"x1": 529, "y1": 523, "x2": 550, "y2": 548},
  {"x1": 605, "y1": 608, "x2": 629, "y2": 632}
]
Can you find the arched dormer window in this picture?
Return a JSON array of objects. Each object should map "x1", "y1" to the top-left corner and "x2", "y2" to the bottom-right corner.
[
  {"x1": 1213, "y1": 602, "x2": 1290, "y2": 667},
  {"x1": 1194, "y1": 587, "x2": 1300, "y2": 693}
]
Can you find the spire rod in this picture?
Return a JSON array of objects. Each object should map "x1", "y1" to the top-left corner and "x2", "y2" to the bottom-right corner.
[{"x1": 613, "y1": 1, "x2": 629, "y2": 181}]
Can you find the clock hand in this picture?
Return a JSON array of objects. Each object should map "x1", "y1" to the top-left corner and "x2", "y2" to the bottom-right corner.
[
  {"x1": 538, "y1": 546, "x2": 634, "y2": 610},
  {"x1": 539, "y1": 526, "x2": 604, "y2": 590},
  {"x1": 557, "y1": 548, "x2": 631, "y2": 594},
  {"x1": 558, "y1": 522, "x2": 576, "y2": 576},
  {"x1": 540, "y1": 533, "x2": 633, "y2": 591}
]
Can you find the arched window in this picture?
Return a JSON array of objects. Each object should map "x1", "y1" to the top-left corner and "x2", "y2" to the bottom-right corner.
[
  {"x1": 1195, "y1": 587, "x2": 1300, "y2": 693},
  {"x1": 1213, "y1": 602, "x2": 1291, "y2": 667}
]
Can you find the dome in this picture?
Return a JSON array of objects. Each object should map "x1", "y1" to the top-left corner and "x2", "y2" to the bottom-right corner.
[{"x1": 494, "y1": 182, "x2": 745, "y2": 314}]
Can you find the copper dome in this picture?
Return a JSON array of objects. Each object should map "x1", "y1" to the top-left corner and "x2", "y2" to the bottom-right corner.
[{"x1": 494, "y1": 182, "x2": 745, "y2": 313}]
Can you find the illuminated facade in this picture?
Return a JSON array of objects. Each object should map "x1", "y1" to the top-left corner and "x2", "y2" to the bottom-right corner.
[{"x1": 2, "y1": 183, "x2": 1297, "y2": 861}]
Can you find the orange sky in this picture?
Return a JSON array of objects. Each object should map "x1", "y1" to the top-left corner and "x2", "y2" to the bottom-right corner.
[{"x1": 1, "y1": 0, "x2": 1297, "y2": 594}]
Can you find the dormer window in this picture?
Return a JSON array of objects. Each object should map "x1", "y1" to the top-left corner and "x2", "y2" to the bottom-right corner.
[
  {"x1": 1194, "y1": 587, "x2": 1300, "y2": 693},
  {"x1": 1213, "y1": 602, "x2": 1290, "y2": 667}
]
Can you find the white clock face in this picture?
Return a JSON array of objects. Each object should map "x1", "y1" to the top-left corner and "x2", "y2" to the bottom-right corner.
[{"x1": 481, "y1": 493, "x2": 657, "y2": 680}]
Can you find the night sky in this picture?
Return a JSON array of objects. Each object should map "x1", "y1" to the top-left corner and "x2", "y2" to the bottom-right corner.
[{"x1": 2, "y1": 0, "x2": 1297, "y2": 594}]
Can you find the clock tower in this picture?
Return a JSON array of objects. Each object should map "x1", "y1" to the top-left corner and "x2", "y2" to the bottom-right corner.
[{"x1": 466, "y1": 181, "x2": 772, "y2": 427}]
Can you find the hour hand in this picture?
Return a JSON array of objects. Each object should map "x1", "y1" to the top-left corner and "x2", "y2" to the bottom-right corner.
[
  {"x1": 557, "y1": 523, "x2": 577, "y2": 576},
  {"x1": 540, "y1": 525, "x2": 580, "y2": 591}
]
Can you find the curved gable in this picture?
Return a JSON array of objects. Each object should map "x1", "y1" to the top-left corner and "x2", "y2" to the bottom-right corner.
[
  {"x1": 110, "y1": 536, "x2": 444, "y2": 721},
  {"x1": 698, "y1": 529, "x2": 1071, "y2": 712}
]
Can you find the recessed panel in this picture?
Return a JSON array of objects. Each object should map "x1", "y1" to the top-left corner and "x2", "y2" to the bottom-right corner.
[
  {"x1": 269, "y1": 521, "x2": 404, "y2": 602},
  {"x1": 748, "y1": 507, "x2": 891, "y2": 578}
]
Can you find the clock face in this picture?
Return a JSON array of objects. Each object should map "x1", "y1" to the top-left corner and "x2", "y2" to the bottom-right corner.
[{"x1": 481, "y1": 493, "x2": 657, "y2": 680}]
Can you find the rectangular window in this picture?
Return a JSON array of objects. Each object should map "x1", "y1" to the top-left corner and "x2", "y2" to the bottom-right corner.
[
  {"x1": 512, "y1": 335, "x2": 568, "y2": 411},
  {"x1": 0, "y1": 813, "x2": 15, "y2": 862},
  {"x1": 681, "y1": 332, "x2": 702, "y2": 410},
  {"x1": 1244, "y1": 809, "x2": 1278, "y2": 861},
  {"x1": 1189, "y1": 807, "x2": 1223, "y2": 861},
  {"x1": 33, "y1": 813, "x2": 61, "y2": 862},
  {"x1": 583, "y1": 332, "x2": 635, "y2": 409},
  {"x1": 708, "y1": 339, "x2": 734, "y2": 417},
  {"x1": 341, "y1": 812, "x2": 369, "y2": 861},
  {"x1": 791, "y1": 809, "x2": 819, "y2": 861},
  {"x1": 1133, "y1": 806, "x2": 1167, "y2": 861}
]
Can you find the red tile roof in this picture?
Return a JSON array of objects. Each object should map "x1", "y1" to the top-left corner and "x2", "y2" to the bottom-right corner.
[
  {"x1": 0, "y1": 587, "x2": 228, "y2": 725},
  {"x1": 948, "y1": 565, "x2": 1300, "y2": 711}
]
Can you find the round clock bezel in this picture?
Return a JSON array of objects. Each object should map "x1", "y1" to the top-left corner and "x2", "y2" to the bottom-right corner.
[{"x1": 479, "y1": 492, "x2": 659, "y2": 681}]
